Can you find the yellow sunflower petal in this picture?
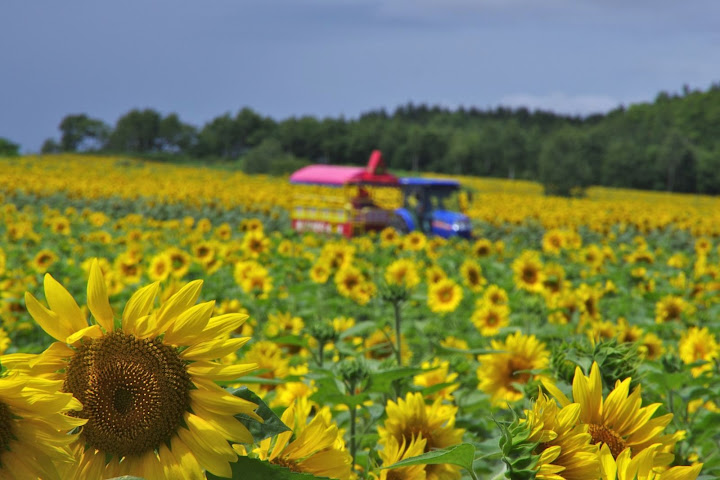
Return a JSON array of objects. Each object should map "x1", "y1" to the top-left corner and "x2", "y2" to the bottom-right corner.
[
  {"x1": 194, "y1": 313, "x2": 249, "y2": 344},
  {"x1": 66, "y1": 324, "x2": 104, "y2": 345},
  {"x1": 87, "y1": 259, "x2": 115, "y2": 332},
  {"x1": 24, "y1": 292, "x2": 72, "y2": 342},
  {"x1": 177, "y1": 417, "x2": 235, "y2": 478},
  {"x1": 44, "y1": 273, "x2": 87, "y2": 332},
  {"x1": 163, "y1": 301, "x2": 215, "y2": 345},
  {"x1": 169, "y1": 436, "x2": 204, "y2": 480},
  {"x1": 181, "y1": 337, "x2": 251, "y2": 361},
  {"x1": 122, "y1": 282, "x2": 160, "y2": 332},
  {"x1": 155, "y1": 280, "x2": 203, "y2": 332},
  {"x1": 187, "y1": 361, "x2": 257, "y2": 381}
]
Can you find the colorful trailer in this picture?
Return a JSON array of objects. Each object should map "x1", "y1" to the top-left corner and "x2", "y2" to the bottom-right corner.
[{"x1": 289, "y1": 150, "x2": 473, "y2": 238}]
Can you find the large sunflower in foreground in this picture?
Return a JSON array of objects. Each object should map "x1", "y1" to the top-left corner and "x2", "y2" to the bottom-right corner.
[
  {"x1": 0, "y1": 372, "x2": 86, "y2": 479},
  {"x1": 599, "y1": 443, "x2": 702, "y2": 480},
  {"x1": 250, "y1": 397, "x2": 352, "y2": 479},
  {"x1": 543, "y1": 363, "x2": 679, "y2": 468},
  {"x1": 23, "y1": 260, "x2": 260, "y2": 479},
  {"x1": 521, "y1": 392, "x2": 599, "y2": 480},
  {"x1": 378, "y1": 392, "x2": 464, "y2": 480}
]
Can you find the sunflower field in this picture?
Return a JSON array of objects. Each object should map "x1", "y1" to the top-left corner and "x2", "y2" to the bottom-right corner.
[{"x1": 0, "y1": 154, "x2": 719, "y2": 480}]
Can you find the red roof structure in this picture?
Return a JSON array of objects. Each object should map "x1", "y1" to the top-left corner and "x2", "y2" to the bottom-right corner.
[{"x1": 289, "y1": 150, "x2": 399, "y2": 186}]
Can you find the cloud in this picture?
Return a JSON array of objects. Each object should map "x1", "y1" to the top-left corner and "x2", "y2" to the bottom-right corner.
[{"x1": 498, "y1": 92, "x2": 625, "y2": 116}]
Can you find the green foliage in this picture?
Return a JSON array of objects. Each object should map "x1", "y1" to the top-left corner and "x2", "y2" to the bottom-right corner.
[
  {"x1": 538, "y1": 126, "x2": 592, "y2": 197},
  {"x1": 0, "y1": 137, "x2": 20, "y2": 157},
  {"x1": 498, "y1": 413, "x2": 539, "y2": 479},
  {"x1": 207, "y1": 456, "x2": 332, "y2": 480},
  {"x1": 58, "y1": 113, "x2": 111, "y2": 152},
  {"x1": 231, "y1": 387, "x2": 290, "y2": 442},
  {"x1": 383, "y1": 443, "x2": 479, "y2": 480},
  {"x1": 242, "y1": 138, "x2": 309, "y2": 175}
]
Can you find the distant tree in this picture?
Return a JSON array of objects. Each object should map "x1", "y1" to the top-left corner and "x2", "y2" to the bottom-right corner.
[
  {"x1": 107, "y1": 109, "x2": 162, "y2": 153},
  {"x1": 538, "y1": 127, "x2": 592, "y2": 197},
  {"x1": 657, "y1": 130, "x2": 696, "y2": 192},
  {"x1": 158, "y1": 113, "x2": 197, "y2": 153},
  {"x1": 695, "y1": 147, "x2": 720, "y2": 194},
  {"x1": 41, "y1": 138, "x2": 61, "y2": 154},
  {"x1": 194, "y1": 108, "x2": 275, "y2": 159},
  {"x1": 59, "y1": 114, "x2": 110, "y2": 152},
  {"x1": 242, "y1": 138, "x2": 308, "y2": 175},
  {"x1": 0, "y1": 137, "x2": 20, "y2": 157}
]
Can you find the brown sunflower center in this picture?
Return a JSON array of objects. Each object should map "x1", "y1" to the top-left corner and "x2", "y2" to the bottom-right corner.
[
  {"x1": 64, "y1": 330, "x2": 191, "y2": 458},
  {"x1": 272, "y1": 457, "x2": 302, "y2": 472},
  {"x1": 0, "y1": 402, "x2": 14, "y2": 454},
  {"x1": 588, "y1": 423, "x2": 627, "y2": 458}
]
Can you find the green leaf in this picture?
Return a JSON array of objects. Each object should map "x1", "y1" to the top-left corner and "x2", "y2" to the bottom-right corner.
[
  {"x1": 207, "y1": 456, "x2": 332, "y2": 480},
  {"x1": 383, "y1": 443, "x2": 479, "y2": 480},
  {"x1": 231, "y1": 387, "x2": 290, "y2": 442},
  {"x1": 368, "y1": 367, "x2": 425, "y2": 392},
  {"x1": 436, "y1": 345, "x2": 503, "y2": 355}
]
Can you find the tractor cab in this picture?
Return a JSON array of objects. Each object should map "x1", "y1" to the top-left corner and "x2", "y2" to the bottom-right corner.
[{"x1": 395, "y1": 178, "x2": 473, "y2": 238}]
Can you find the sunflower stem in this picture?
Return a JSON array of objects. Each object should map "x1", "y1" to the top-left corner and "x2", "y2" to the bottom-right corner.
[
  {"x1": 349, "y1": 402, "x2": 357, "y2": 464},
  {"x1": 393, "y1": 300, "x2": 402, "y2": 366}
]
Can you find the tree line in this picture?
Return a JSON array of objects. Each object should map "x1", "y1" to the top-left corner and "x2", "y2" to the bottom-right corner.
[{"x1": 22, "y1": 83, "x2": 720, "y2": 195}]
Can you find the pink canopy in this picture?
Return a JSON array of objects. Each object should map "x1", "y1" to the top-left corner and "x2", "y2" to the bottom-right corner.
[{"x1": 289, "y1": 150, "x2": 399, "y2": 186}]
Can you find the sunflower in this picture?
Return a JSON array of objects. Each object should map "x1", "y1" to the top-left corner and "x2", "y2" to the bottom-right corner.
[
  {"x1": 147, "y1": 253, "x2": 172, "y2": 282},
  {"x1": 115, "y1": 253, "x2": 142, "y2": 284},
  {"x1": 385, "y1": 258, "x2": 421, "y2": 289},
  {"x1": 251, "y1": 397, "x2": 352, "y2": 480},
  {"x1": 23, "y1": 260, "x2": 260, "y2": 479},
  {"x1": 240, "y1": 266, "x2": 274, "y2": 298},
  {"x1": 51, "y1": 216, "x2": 71, "y2": 235},
  {"x1": 413, "y1": 359, "x2": 460, "y2": 402},
  {"x1": 427, "y1": 278, "x2": 463, "y2": 314},
  {"x1": 378, "y1": 435, "x2": 428, "y2": 480},
  {"x1": 378, "y1": 392, "x2": 464, "y2": 480},
  {"x1": 542, "y1": 263, "x2": 567, "y2": 296},
  {"x1": 654, "y1": 295, "x2": 694, "y2": 324},
  {"x1": 471, "y1": 304, "x2": 510, "y2": 337},
  {"x1": 165, "y1": 247, "x2": 192, "y2": 278},
  {"x1": 192, "y1": 241, "x2": 217, "y2": 265},
  {"x1": 309, "y1": 260, "x2": 331, "y2": 284},
  {"x1": 678, "y1": 327, "x2": 719, "y2": 377},
  {"x1": 425, "y1": 265, "x2": 447, "y2": 285},
  {"x1": 542, "y1": 229, "x2": 567, "y2": 254},
  {"x1": 477, "y1": 332, "x2": 550, "y2": 406},
  {"x1": 512, "y1": 251, "x2": 545, "y2": 293},
  {"x1": 0, "y1": 371, "x2": 86, "y2": 479},
  {"x1": 335, "y1": 265, "x2": 365, "y2": 298},
  {"x1": 599, "y1": 443, "x2": 702, "y2": 480},
  {"x1": 481, "y1": 284, "x2": 509, "y2": 308},
  {"x1": 459, "y1": 259, "x2": 486, "y2": 292},
  {"x1": 379, "y1": 226, "x2": 402, "y2": 248},
  {"x1": 471, "y1": 238, "x2": 493, "y2": 257},
  {"x1": 402, "y1": 231, "x2": 427, "y2": 252},
  {"x1": 240, "y1": 340, "x2": 289, "y2": 396},
  {"x1": 242, "y1": 231, "x2": 270, "y2": 258},
  {"x1": 543, "y1": 363, "x2": 679, "y2": 466},
  {"x1": 31, "y1": 249, "x2": 58, "y2": 273},
  {"x1": 520, "y1": 392, "x2": 599, "y2": 480},
  {"x1": 270, "y1": 365, "x2": 317, "y2": 409},
  {"x1": 214, "y1": 222, "x2": 233, "y2": 240},
  {"x1": 638, "y1": 333, "x2": 664, "y2": 361}
]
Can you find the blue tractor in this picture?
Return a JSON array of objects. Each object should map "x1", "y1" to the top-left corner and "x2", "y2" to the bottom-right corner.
[{"x1": 394, "y1": 177, "x2": 473, "y2": 239}]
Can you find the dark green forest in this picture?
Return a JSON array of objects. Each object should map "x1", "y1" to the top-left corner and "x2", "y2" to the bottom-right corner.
[{"x1": 11, "y1": 83, "x2": 720, "y2": 196}]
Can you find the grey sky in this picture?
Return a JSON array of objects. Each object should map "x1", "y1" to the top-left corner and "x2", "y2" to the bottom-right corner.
[{"x1": 2, "y1": 0, "x2": 719, "y2": 152}]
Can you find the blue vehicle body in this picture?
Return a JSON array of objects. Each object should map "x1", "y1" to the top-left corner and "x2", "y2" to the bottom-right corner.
[{"x1": 394, "y1": 177, "x2": 472, "y2": 238}]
